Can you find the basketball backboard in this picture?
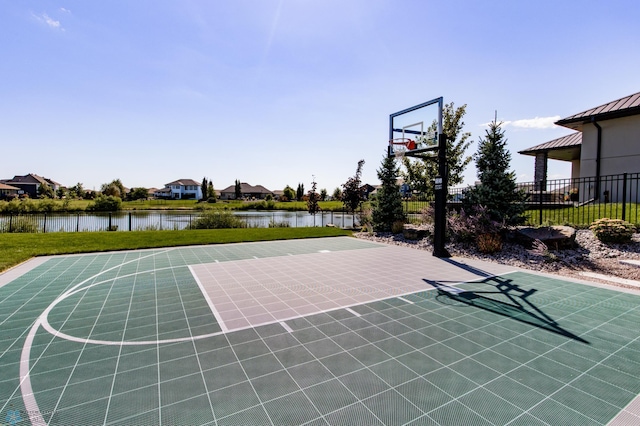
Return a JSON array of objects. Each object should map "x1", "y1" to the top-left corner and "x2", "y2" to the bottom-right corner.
[{"x1": 389, "y1": 97, "x2": 443, "y2": 158}]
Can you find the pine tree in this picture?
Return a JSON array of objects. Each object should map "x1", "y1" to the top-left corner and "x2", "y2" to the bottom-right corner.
[
  {"x1": 372, "y1": 155, "x2": 406, "y2": 231},
  {"x1": 463, "y1": 119, "x2": 526, "y2": 226},
  {"x1": 234, "y1": 180, "x2": 242, "y2": 200},
  {"x1": 201, "y1": 177, "x2": 208, "y2": 200}
]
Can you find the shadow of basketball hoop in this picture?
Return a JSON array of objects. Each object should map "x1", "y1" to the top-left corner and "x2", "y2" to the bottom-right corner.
[{"x1": 423, "y1": 273, "x2": 589, "y2": 344}]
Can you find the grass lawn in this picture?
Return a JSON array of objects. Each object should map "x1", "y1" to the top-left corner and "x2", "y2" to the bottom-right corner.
[{"x1": 0, "y1": 227, "x2": 352, "y2": 273}]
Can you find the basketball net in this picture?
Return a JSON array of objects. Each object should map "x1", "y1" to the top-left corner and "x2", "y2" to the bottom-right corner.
[{"x1": 389, "y1": 138, "x2": 415, "y2": 161}]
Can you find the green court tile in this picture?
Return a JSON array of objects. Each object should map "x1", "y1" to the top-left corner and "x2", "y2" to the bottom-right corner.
[
  {"x1": 254, "y1": 322, "x2": 288, "y2": 338},
  {"x1": 395, "y1": 315, "x2": 430, "y2": 330},
  {"x1": 104, "y1": 385, "x2": 159, "y2": 423},
  {"x1": 113, "y1": 365, "x2": 158, "y2": 392},
  {"x1": 551, "y1": 386, "x2": 620, "y2": 424},
  {"x1": 305, "y1": 312, "x2": 337, "y2": 326},
  {"x1": 600, "y1": 353, "x2": 640, "y2": 378},
  {"x1": 159, "y1": 356, "x2": 202, "y2": 382},
  {"x1": 417, "y1": 324, "x2": 457, "y2": 341},
  {"x1": 284, "y1": 316, "x2": 313, "y2": 331},
  {"x1": 527, "y1": 398, "x2": 598, "y2": 425},
  {"x1": 209, "y1": 381, "x2": 261, "y2": 419},
  {"x1": 527, "y1": 356, "x2": 581, "y2": 384},
  {"x1": 291, "y1": 327, "x2": 326, "y2": 344},
  {"x1": 197, "y1": 346, "x2": 237, "y2": 369},
  {"x1": 458, "y1": 387, "x2": 525, "y2": 425},
  {"x1": 506, "y1": 366, "x2": 565, "y2": 395},
  {"x1": 304, "y1": 338, "x2": 344, "y2": 358},
  {"x1": 483, "y1": 376, "x2": 546, "y2": 411},
  {"x1": 396, "y1": 377, "x2": 451, "y2": 413},
  {"x1": 273, "y1": 345, "x2": 316, "y2": 368},
  {"x1": 560, "y1": 340, "x2": 611, "y2": 363},
  {"x1": 428, "y1": 400, "x2": 493, "y2": 426},
  {"x1": 437, "y1": 319, "x2": 476, "y2": 335},
  {"x1": 381, "y1": 307, "x2": 412, "y2": 321},
  {"x1": 442, "y1": 335, "x2": 486, "y2": 357},
  {"x1": 230, "y1": 339, "x2": 271, "y2": 361},
  {"x1": 359, "y1": 311, "x2": 393, "y2": 326},
  {"x1": 339, "y1": 368, "x2": 389, "y2": 400},
  {"x1": 421, "y1": 342, "x2": 466, "y2": 365},
  {"x1": 375, "y1": 319, "x2": 413, "y2": 336},
  {"x1": 449, "y1": 358, "x2": 501, "y2": 385},
  {"x1": 362, "y1": 389, "x2": 424, "y2": 425},
  {"x1": 161, "y1": 394, "x2": 216, "y2": 426},
  {"x1": 374, "y1": 336, "x2": 415, "y2": 358},
  {"x1": 240, "y1": 353, "x2": 283, "y2": 379},
  {"x1": 370, "y1": 358, "x2": 419, "y2": 387},
  {"x1": 111, "y1": 408, "x2": 160, "y2": 425},
  {"x1": 48, "y1": 398, "x2": 110, "y2": 426},
  {"x1": 324, "y1": 402, "x2": 384, "y2": 425},
  {"x1": 123, "y1": 324, "x2": 157, "y2": 340},
  {"x1": 587, "y1": 364, "x2": 640, "y2": 394},
  {"x1": 424, "y1": 367, "x2": 478, "y2": 397},
  {"x1": 303, "y1": 378, "x2": 358, "y2": 415},
  {"x1": 263, "y1": 390, "x2": 321, "y2": 425},
  {"x1": 348, "y1": 344, "x2": 389, "y2": 367},
  {"x1": 216, "y1": 405, "x2": 271, "y2": 426},
  {"x1": 316, "y1": 321, "x2": 351, "y2": 337},
  {"x1": 326, "y1": 308, "x2": 356, "y2": 321},
  {"x1": 329, "y1": 331, "x2": 369, "y2": 351},
  {"x1": 57, "y1": 376, "x2": 114, "y2": 408},
  {"x1": 189, "y1": 323, "x2": 222, "y2": 336},
  {"x1": 160, "y1": 373, "x2": 208, "y2": 406},
  {"x1": 507, "y1": 412, "x2": 557, "y2": 426},
  {"x1": 339, "y1": 315, "x2": 372, "y2": 331},
  {"x1": 287, "y1": 360, "x2": 332, "y2": 389},
  {"x1": 509, "y1": 334, "x2": 556, "y2": 355},
  {"x1": 319, "y1": 352, "x2": 364, "y2": 378},
  {"x1": 250, "y1": 370, "x2": 300, "y2": 402},
  {"x1": 263, "y1": 332, "x2": 302, "y2": 352},
  {"x1": 395, "y1": 350, "x2": 444, "y2": 376},
  {"x1": 202, "y1": 362, "x2": 248, "y2": 392},
  {"x1": 396, "y1": 330, "x2": 437, "y2": 350},
  {"x1": 491, "y1": 341, "x2": 540, "y2": 364},
  {"x1": 356, "y1": 326, "x2": 393, "y2": 343},
  {"x1": 469, "y1": 349, "x2": 520, "y2": 375}
]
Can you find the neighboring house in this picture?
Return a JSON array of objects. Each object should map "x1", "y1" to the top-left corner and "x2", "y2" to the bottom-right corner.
[
  {"x1": 360, "y1": 184, "x2": 376, "y2": 200},
  {"x1": 0, "y1": 183, "x2": 20, "y2": 200},
  {"x1": 0, "y1": 174, "x2": 60, "y2": 198},
  {"x1": 219, "y1": 183, "x2": 273, "y2": 200},
  {"x1": 519, "y1": 91, "x2": 640, "y2": 202},
  {"x1": 158, "y1": 179, "x2": 203, "y2": 200}
]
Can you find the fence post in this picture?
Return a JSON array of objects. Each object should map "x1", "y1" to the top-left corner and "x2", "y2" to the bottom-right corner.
[
  {"x1": 108, "y1": 212, "x2": 112, "y2": 231},
  {"x1": 128, "y1": 212, "x2": 132, "y2": 231},
  {"x1": 9, "y1": 214, "x2": 13, "y2": 233},
  {"x1": 539, "y1": 180, "x2": 543, "y2": 225},
  {"x1": 43, "y1": 214, "x2": 47, "y2": 233},
  {"x1": 622, "y1": 173, "x2": 628, "y2": 221}
]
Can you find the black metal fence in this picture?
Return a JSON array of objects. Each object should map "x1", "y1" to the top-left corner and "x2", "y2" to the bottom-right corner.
[
  {"x1": 404, "y1": 172, "x2": 640, "y2": 226},
  {"x1": 0, "y1": 211, "x2": 358, "y2": 233}
]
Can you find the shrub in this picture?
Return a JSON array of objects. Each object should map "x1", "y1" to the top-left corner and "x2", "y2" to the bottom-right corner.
[
  {"x1": 89, "y1": 195, "x2": 122, "y2": 212},
  {"x1": 590, "y1": 218, "x2": 635, "y2": 243},
  {"x1": 0, "y1": 216, "x2": 39, "y2": 233},
  {"x1": 207, "y1": 197, "x2": 217, "y2": 204},
  {"x1": 268, "y1": 219, "x2": 290, "y2": 228},
  {"x1": 476, "y1": 232, "x2": 502, "y2": 253},
  {"x1": 189, "y1": 211, "x2": 246, "y2": 229},
  {"x1": 391, "y1": 220, "x2": 405, "y2": 234}
]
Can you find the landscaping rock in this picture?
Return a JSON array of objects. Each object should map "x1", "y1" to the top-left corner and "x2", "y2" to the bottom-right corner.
[
  {"x1": 514, "y1": 226, "x2": 577, "y2": 250},
  {"x1": 403, "y1": 224, "x2": 429, "y2": 240}
]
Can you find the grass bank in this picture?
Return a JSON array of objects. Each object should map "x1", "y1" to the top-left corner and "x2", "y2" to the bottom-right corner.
[{"x1": 0, "y1": 227, "x2": 352, "y2": 273}]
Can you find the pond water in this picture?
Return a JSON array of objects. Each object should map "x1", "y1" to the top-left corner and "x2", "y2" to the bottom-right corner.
[{"x1": 0, "y1": 210, "x2": 357, "y2": 233}]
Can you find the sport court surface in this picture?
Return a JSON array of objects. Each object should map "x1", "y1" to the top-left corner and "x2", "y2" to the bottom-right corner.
[{"x1": 1, "y1": 236, "x2": 640, "y2": 425}]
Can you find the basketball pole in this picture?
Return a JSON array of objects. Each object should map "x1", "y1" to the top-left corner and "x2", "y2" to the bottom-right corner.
[{"x1": 433, "y1": 133, "x2": 450, "y2": 258}]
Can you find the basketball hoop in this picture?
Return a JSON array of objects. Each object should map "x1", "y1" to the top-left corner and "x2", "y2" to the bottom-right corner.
[{"x1": 389, "y1": 138, "x2": 415, "y2": 160}]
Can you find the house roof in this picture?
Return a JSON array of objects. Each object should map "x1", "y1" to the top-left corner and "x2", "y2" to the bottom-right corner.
[
  {"x1": 220, "y1": 183, "x2": 273, "y2": 194},
  {"x1": 518, "y1": 132, "x2": 582, "y2": 161},
  {"x1": 165, "y1": 179, "x2": 200, "y2": 187},
  {"x1": 556, "y1": 91, "x2": 640, "y2": 131},
  {"x1": 0, "y1": 183, "x2": 20, "y2": 190},
  {"x1": 5, "y1": 174, "x2": 49, "y2": 185}
]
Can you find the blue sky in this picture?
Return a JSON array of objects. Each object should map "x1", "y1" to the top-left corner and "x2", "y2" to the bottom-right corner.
[{"x1": 2, "y1": 0, "x2": 639, "y2": 194}]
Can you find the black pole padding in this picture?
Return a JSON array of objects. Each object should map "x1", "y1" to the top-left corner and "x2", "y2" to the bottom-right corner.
[{"x1": 433, "y1": 133, "x2": 450, "y2": 258}]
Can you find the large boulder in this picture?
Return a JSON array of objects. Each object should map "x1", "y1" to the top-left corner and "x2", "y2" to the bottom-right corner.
[
  {"x1": 403, "y1": 224, "x2": 430, "y2": 240},
  {"x1": 514, "y1": 226, "x2": 577, "y2": 250}
]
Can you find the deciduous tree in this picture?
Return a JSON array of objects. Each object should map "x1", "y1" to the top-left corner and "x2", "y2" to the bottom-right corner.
[{"x1": 341, "y1": 159, "x2": 365, "y2": 213}]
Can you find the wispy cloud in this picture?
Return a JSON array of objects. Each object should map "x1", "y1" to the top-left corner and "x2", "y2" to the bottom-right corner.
[
  {"x1": 60, "y1": 8, "x2": 71, "y2": 14},
  {"x1": 509, "y1": 116, "x2": 561, "y2": 129},
  {"x1": 32, "y1": 12, "x2": 64, "y2": 30}
]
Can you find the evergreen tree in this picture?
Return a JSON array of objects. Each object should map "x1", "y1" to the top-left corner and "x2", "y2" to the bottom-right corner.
[
  {"x1": 201, "y1": 177, "x2": 208, "y2": 200},
  {"x1": 332, "y1": 187, "x2": 342, "y2": 200},
  {"x1": 463, "y1": 119, "x2": 526, "y2": 226},
  {"x1": 296, "y1": 183, "x2": 305, "y2": 201},
  {"x1": 234, "y1": 179, "x2": 242, "y2": 200},
  {"x1": 320, "y1": 188, "x2": 327, "y2": 201},
  {"x1": 341, "y1": 159, "x2": 365, "y2": 213},
  {"x1": 207, "y1": 181, "x2": 215, "y2": 201},
  {"x1": 372, "y1": 155, "x2": 406, "y2": 231}
]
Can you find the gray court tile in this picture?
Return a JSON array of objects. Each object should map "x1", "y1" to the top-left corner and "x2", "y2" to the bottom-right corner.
[
  {"x1": 304, "y1": 338, "x2": 344, "y2": 358},
  {"x1": 263, "y1": 391, "x2": 321, "y2": 425},
  {"x1": 428, "y1": 400, "x2": 493, "y2": 426},
  {"x1": 287, "y1": 360, "x2": 333, "y2": 388},
  {"x1": 362, "y1": 389, "x2": 424, "y2": 426},
  {"x1": 369, "y1": 358, "x2": 419, "y2": 387},
  {"x1": 251, "y1": 370, "x2": 300, "y2": 403},
  {"x1": 324, "y1": 402, "x2": 384, "y2": 425},
  {"x1": 209, "y1": 381, "x2": 261, "y2": 419},
  {"x1": 339, "y1": 368, "x2": 389, "y2": 400},
  {"x1": 240, "y1": 353, "x2": 283, "y2": 379},
  {"x1": 303, "y1": 378, "x2": 359, "y2": 415},
  {"x1": 273, "y1": 345, "x2": 316, "y2": 368}
]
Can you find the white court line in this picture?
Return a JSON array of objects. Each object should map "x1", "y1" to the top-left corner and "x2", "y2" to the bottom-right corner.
[
  {"x1": 397, "y1": 296, "x2": 414, "y2": 304},
  {"x1": 188, "y1": 265, "x2": 228, "y2": 333},
  {"x1": 345, "y1": 308, "x2": 361, "y2": 317},
  {"x1": 279, "y1": 321, "x2": 294, "y2": 333}
]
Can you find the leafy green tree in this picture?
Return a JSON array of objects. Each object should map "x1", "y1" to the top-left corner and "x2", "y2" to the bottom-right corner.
[
  {"x1": 463, "y1": 119, "x2": 526, "y2": 226},
  {"x1": 341, "y1": 159, "x2": 365, "y2": 213},
  {"x1": 101, "y1": 179, "x2": 126, "y2": 198},
  {"x1": 296, "y1": 183, "x2": 305, "y2": 201},
  {"x1": 332, "y1": 187, "x2": 342, "y2": 201},
  {"x1": 282, "y1": 185, "x2": 296, "y2": 201},
  {"x1": 69, "y1": 182, "x2": 85, "y2": 199},
  {"x1": 372, "y1": 155, "x2": 406, "y2": 231},
  {"x1": 307, "y1": 178, "x2": 321, "y2": 217},
  {"x1": 88, "y1": 195, "x2": 122, "y2": 211},
  {"x1": 320, "y1": 188, "x2": 327, "y2": 201},
  {"x1": 234, "y1": 179, "x2": 242, "y2": 200},
  {"x1": 129, "y1": 187, "x2": 149, "y2": 200},
  {"x1": 37, "y1": 183, "x2": 55, "y2": 199},
  {"x1": 56, "y1": 187, "x2": 67, "y2": 199},
  {"x1": 401, "y1": 102, "x2": 472, "y2": 196}
]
